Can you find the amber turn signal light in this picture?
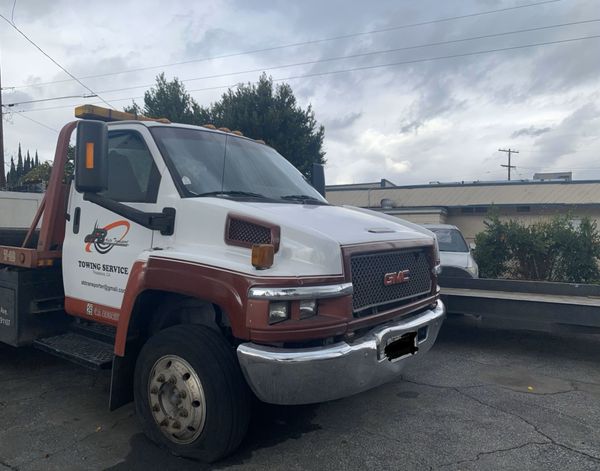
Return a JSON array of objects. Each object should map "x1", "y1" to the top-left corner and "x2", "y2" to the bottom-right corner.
[
  {"x1": 252, "y1": 244, "x2": 274, "y2": 269},
  {"x1": 85, "y1": 142, "x2": 94, "y2": 169}
]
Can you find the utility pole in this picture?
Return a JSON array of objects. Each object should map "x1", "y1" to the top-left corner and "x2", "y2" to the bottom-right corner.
[
  {"x1": 499, "y1": 148, "x2": 518, "y2": 181},
  {"x1": 0, "y1": 62, "x2": 5, "y2": 189}
]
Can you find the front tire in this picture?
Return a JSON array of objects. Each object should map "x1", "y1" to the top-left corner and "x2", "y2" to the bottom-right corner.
[{"x1": 134, "y1": 324, "x2": 250, "y2": 462}]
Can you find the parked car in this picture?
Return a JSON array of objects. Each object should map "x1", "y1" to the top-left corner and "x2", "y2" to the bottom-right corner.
[{"x1": 422, "y1": 224, "x2": 479, "y2": 278}]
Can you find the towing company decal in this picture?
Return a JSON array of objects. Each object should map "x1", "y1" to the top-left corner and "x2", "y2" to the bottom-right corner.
[
  {"x1": 84, "y1": 220, "x2": 130, "y2": 254},
  {"x1": 85, "y1": 302, "x2": 119, "y2": 322}
]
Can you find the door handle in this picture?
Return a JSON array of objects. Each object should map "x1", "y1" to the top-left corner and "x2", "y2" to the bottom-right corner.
[{"x1": 73, "y1": 207, "x2": 81, "y2": 234}]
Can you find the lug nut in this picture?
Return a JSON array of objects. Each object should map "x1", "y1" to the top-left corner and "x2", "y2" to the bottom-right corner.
[
  {"x1": 172, "y1": 421, "x2": 181, "y2": 430},
  {"x1": 168, "y1": 376, "x2": 177, "y2": 385},
  {"x1": 160, "y1": 418, "x2": 169, "y2": 427},
  {"x1": 179, "y1": 409, "x2": 189, "y2": 418},
  {"x1": 152, "y1": 404, "x2": 160, "y2": 412},
  {"x1": 157, "y1": 374, "x2": 165, "y2": 383},
  {"x1": 150, "y1": 386, "x2": 158, "y2": 394},
  {"x1": 179, "y1": 390, "x2": 187, "y2": 399}
]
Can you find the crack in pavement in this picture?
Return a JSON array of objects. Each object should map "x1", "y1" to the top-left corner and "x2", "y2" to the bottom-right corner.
[
  {"x1": 10, "y1": 412, "x2": 135, "y2": 470},
  {"x1": 0, "y1": 457, "x2": 19, "y2": 471},
  {"x1": 456, "y1": 388, "x2": 600, "y2": 463},
  {"x1": 436, "y1": 440, "x2": 550, "y2": 469},
  {"x1": 404, "y1": 378, "x2": 600, "y2": 464}
]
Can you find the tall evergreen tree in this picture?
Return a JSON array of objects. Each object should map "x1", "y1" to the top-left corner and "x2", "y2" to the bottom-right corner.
[
  {"x1": 34, "y1": 151, "x2": 39, "y2": 167},
  {"x1": 7, "y1": 157, "x2": 16, "y2": 188},
  {"x1": 16, "y1": 144, "x2": 24, "y2": 182},
  {"x1": 24, "y1": 151, "x2": 31, "y2": 175}
]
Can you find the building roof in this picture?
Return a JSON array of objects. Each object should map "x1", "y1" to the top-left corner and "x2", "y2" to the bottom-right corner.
[
  {"x1": 325, "y1": 179, "x2": 600, "y2": 208},
  {"x1": 325, "y1": 179, "x2": 396, "y2": 190}
]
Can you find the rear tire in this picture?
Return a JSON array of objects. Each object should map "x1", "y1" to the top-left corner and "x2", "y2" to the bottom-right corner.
[{"x1": 134, "y1": 324, "x2": 250, "y2": 462}]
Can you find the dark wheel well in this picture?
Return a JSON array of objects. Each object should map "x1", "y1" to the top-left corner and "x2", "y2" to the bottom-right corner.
[
  {"x1": 128, "y1": 291, "x2": 232, "y2": 342},
  {"x1": 109, "y1": 291, "x2": 234, "y2": 411}
]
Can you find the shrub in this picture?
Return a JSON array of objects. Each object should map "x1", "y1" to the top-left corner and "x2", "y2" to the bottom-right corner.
[{"x1": 473, "y1": 215, "x2": 600, "y2": 283}]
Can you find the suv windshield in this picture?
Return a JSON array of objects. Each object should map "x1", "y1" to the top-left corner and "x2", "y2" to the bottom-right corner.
[
  {"x1": 430, "y1": 228, "x2": 469, "y2": 252},
  {"x1": 150, "y1": 127, "x2": 327, "y2": 204}
]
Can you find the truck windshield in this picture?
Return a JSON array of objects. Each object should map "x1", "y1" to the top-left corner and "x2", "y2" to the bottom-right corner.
[
  {"x1": 150, "y1": 127, "x2": 327, "y2": 204},
  {"x1": 430, "y1": 228, "x2": 469, "y2": 253}
]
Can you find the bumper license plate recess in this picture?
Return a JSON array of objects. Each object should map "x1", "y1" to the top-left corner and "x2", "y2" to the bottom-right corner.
[{"x1": 384, "y1": 332, "x2": 418, "y2": 361}]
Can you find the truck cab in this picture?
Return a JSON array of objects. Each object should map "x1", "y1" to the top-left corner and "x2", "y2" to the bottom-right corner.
[{"x1": 0, "y1": 105, "x2": 445, "y2": 462}]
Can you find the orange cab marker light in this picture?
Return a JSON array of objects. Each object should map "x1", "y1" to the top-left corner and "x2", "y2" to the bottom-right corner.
[
  {"x1": 203, "y1": 124, "x2": 216, "y2": 129},
  {"x1": 252, "y1": 244, "x2": 274, "y2": 270},
  {"x1": 85, "y1": 142, "x2": 94, "y2": 169},
  {"x1": 232, "y1": 130, "x2": 243, "y2": 136},
  {"x1": 218, "y1": 127, "x2": 231, "y2": 133}
]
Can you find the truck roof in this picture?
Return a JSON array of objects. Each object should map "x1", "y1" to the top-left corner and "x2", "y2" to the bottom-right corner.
[{"x1": 75, "y1": 104, "x2": 264, "y2": 144}]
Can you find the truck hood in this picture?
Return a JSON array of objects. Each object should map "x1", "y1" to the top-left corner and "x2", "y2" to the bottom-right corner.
[
  {"x1": 242, "y1": 202, "x2": 433, "y2": 245},
  {"x1": 160, "y1": 198, "x2": 434, "y2": 278}
]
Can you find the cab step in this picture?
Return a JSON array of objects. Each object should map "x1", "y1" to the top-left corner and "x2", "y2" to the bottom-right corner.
[{"x1": 33, "y1": 331, "x2": 113, "y2": 370}]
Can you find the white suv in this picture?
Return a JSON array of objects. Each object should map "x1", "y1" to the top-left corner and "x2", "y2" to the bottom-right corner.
[{"x1": 423, "y1": 224, "x2": 479, "y2": 278}]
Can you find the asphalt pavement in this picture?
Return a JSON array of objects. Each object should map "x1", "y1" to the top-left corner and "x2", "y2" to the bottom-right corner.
[{"x1": 0, "y1": 320, "x2": 599, "y2": 470}]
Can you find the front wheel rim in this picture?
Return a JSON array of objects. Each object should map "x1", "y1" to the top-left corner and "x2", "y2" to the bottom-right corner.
[{"x1": 148, "y1": 355, "x2": 207, "y2": 444}]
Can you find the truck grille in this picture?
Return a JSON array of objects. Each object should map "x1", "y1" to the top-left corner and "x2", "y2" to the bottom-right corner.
[{"x1": 350, "y1": 248, "x2": 432, "y2": 315}]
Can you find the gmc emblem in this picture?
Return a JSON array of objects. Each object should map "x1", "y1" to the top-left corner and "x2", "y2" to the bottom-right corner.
[{"x1": 384, "y1": 270, "x2": 410, "y2": 286}]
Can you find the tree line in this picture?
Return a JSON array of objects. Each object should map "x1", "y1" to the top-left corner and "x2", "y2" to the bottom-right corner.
[
  {"x1": 2, "y1": 73, "x2": 325, "y2": 191},
  {"x1": 4, "y1": 143, "x2": 44, "y2": 190},
  {"x1": 125, "y1": 73, "x2": 325, "y2": 178}
]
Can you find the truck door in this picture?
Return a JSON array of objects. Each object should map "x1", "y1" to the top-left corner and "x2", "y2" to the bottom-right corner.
[{"x1": 62, "y1": 128, "x2": 162, "y2": 318}]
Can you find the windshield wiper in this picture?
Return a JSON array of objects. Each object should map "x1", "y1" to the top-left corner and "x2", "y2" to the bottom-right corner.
[
  {"x1": 280, "y1": 194, "x2": 327, "y2": 205},
  {"x1": 195, "y1": 190, "x2": 268, "y2": 199}
]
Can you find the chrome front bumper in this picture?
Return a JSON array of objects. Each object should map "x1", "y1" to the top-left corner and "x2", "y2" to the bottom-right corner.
[{"x1": 237, "y1": 301, "x2": 446, "y2": 405}]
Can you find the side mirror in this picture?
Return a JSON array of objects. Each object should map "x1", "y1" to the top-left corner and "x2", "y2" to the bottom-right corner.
[
  {"x1": 311, "y1": 163, "x2": 326, "y2": 197},
  {"x1": 469, "y1": 242, "x2": 476, "y2": 251},
  {"x1": 75, "y1": 120, "x2": 108, "y2": 194}
]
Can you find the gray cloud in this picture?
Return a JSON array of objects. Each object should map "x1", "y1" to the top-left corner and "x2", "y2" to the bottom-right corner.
[
  {"x1": 2, "y1": 0, "x2": 600, "y2": 185},
  {"x1": 511, "y1": 126, "x2": 552, "y2": 138},
  {"x1": 533, "y1": 103, "x2": 600, "y2": 164},
  {"x1": 324, "y1": 112, "x2": 362, "y2": 131}
]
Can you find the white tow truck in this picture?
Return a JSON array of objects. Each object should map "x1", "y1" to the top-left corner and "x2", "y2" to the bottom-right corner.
[{"x1": 0, "y1": 105, "x2": 445, "y2": 461}]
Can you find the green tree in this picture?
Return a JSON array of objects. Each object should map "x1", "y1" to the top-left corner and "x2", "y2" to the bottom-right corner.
[
  {"x1": 125, "y1": 73, "x2": 326, "y2": 177},
  {"x1": 22, "y1": 161, "x2": 52, "y2": 185},
  {"x1": 7, "y1": 157, "x2": 16, "y2": 188},
  {"x1": 16, "y1": 144, "x2": 23, "y2": 182},
  {"x1": 24, "y1": 150, "x2": 31, "y2": 175},
  {"x1": 204, "y1": 74, "x2": 325, "y2": 177},
  {"x1": 34, "y1": 150, "x2": 39, "y2": 168},
  {"x1": 125, "y1": 73, "x2": 199, "y2": 124}
]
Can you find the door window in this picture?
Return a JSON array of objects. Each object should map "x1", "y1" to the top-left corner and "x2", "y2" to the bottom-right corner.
[{"x1": 102, "y1": 130, "x2": 160, "y2": 203}]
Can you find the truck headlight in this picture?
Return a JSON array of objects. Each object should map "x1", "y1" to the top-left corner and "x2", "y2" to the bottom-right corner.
[
  {"x1": 268, "y1": 302, "x2": 289, "y2": 324},
  {"x1": 299, "y1": 299, "x2": 318, "y2": 319}
]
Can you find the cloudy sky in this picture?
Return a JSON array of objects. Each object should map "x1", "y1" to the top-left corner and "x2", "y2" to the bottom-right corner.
[{"x1": 1, "y1": 0, "x2": 599, "y2": 185}]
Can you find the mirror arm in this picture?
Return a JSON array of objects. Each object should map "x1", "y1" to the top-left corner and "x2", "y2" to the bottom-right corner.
[{"x1": 83, "y1": 193, "x2": 176, "y2": 236}]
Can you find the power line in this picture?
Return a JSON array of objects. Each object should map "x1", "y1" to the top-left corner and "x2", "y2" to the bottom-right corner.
[
  {"x1": 11, "y1": 32, "x2": 600, "y2": 114},
  {"x1": 4, "y1": 17, "x2": 596, "y2": 110},
  {"x1": 91, "y1": 18, "x2": 600, "y2": 96},
  {"x1": 3, "y1": 93, "x2": 98, "y2": 107},
  {"x1": 0, "y1": 13, "x2": 115, "y2": 109},
  {"x1": 9, "y1": 110, "x2": 58, "y2": 133},
  {"x1": 5, "y1": 0, "x2": 563, "y2": 90}
]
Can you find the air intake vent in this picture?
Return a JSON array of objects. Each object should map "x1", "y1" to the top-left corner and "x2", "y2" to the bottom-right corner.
[{"x1": 225, "y1": 215, "x2": 280, "y2": 251}]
